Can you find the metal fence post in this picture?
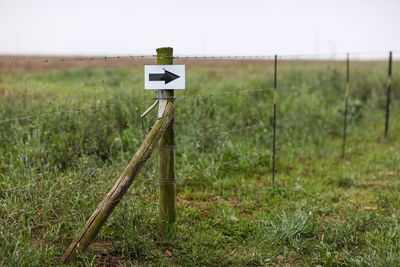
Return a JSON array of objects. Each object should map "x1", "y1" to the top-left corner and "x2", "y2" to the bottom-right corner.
[
  {"x1": 272, "y1": 55, "x2": 277, "y2": 187},
  {"x1": 342, "y1": 53, "x2": 350, "y2": 158},
  {"x1": 384, "y1": 51, "x2": 393, "y2": 138}
]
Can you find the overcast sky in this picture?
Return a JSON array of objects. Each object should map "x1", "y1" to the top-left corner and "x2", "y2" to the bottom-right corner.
[{"x1": 0, "y1": 0, "x2": 399, "y2": 57}]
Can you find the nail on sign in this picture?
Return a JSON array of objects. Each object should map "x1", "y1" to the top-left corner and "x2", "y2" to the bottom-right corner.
[{"x1": 144, "y1": 65, "x2": 185, "y2": 90}]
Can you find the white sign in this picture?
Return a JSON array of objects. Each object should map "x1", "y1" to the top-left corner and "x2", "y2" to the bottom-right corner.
[{"x1": 144, "y1": 65, "x2": 185, "y2": 90}]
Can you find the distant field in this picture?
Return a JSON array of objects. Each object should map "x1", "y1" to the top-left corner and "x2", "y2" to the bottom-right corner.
[{"x1": 0, "y1": 57, "x2": 399, "y2": 266}]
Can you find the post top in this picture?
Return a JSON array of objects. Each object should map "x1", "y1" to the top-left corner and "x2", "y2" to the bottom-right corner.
[
  {"x1": 156, "y1": 47, "x2": 173, "y2": 65},
  {"x1": 156, "y1": 47, "x2": 173, "y2": 53}
]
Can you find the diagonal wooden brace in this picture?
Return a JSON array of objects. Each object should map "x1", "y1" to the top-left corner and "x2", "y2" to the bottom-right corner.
[{"x1": 60, "y1": 101, "x2": 174, "y2": 265}]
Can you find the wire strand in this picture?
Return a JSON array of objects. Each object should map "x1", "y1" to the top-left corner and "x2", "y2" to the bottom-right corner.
[
  {"x1": 0, "y1": 87, "x2": 273, "y2": 125},
  {"x1": 0, "y1": 50, "x2": 395, "y2": 66}
]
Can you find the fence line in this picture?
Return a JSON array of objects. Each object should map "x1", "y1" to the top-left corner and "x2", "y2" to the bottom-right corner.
[
  {"x1": 1, "y1": 48, "x2": 397, "y2": 263},
  {"x1": 0, "y1": 83, "x2": 336, "y2": 125},
  {"x1": 0, "y1": 59, "x2": 387, "y2": 126},
  {"x1": 0, "y1": 149, "x2": 267, "y2": 194},
  {"x1": 0, "y1": 97, "x2": 153, "y2": 124},
  {"x1": 0, "y1": 87, "x2": 275, "y2": 124},
  {"x1": 0, "y1": 109, "x2": 304, "y2": 194},
  {"x1": 175, "y1": 122, "x2": 268, "y2": 145},
  {"x1": 1, "y1": 55, "x2": 156, "y2": 65},
  {"x1": 1, "y1": 50, "x2": 397, "y2": 66},
  {"x1": 0, "y1": 125, "x2": 296, "y2": 195},
  {"x1": 1, "y1": 121, "x2": 280, "y2": 194}
]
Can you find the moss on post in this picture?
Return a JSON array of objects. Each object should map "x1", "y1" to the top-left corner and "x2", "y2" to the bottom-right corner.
[{"x1": 157, "y1": 47, "x2": 176, "y2": 223}]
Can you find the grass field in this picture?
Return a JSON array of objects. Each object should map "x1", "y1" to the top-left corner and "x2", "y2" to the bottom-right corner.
[{"x1": 0, "y1": 58, "x2": 399, "y2": 266}]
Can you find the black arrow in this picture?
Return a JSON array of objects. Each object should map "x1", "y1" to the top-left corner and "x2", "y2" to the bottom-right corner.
[{"x1": 149, "y1": 69, "x2": 180, "y2": 84}]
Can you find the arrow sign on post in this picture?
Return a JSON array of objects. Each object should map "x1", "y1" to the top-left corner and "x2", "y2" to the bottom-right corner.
[
  {"x1": 149, "y1": 69, "x2": 180, "y2": 84},
  {"x1": 145, "y1": 65, "x2": 185, "y2": 89}
]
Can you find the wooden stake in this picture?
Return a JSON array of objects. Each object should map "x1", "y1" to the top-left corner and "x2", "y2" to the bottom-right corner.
[
  {"x1": 156, "y1": 47, "x2": 176, "y2": 223},
  {"x1": 60, "y1": 102, "x2": 175, "y2": 264}
]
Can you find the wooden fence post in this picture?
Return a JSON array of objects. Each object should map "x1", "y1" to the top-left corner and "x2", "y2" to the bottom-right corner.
[{"x1": 156, "y1": 47, "x2": 176, "y2": 223}]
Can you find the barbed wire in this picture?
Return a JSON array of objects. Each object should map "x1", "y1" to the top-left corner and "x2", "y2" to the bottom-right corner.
[
  {"x1": 0, "y1": 158, "x2": 157, "y2": 194},
  {"x1": 5, "y1": 144, "x2": 273, "y2": 225},
  {"x1": 0, "y1": 114, "x2": 288, "y2": 194},
  {"x1": 0, "y1": 81, "x2": 352, "y2": 125},
  {"x1": 173, "y1": 111, "x2": 294, "y2": 140},
  {"x1": 32, "y1": 147, "x2": 266, "y2": 224},
  {"x1": 0, "y1": 55, "x2": 156, "y2": 65},
  {"x1": 0, "y1": 79, "x2": 373, "y2": 127},
  {"x1": 0, "y1": 61, "x2": 392, "y2": 190},
  {"x1": 0, "y1": 175, "x2": 73, "y2": 194},
  {"x1": 176, "y1": 112, "x2": 305, "y2": 148},
  {"x1": 175, "y1": 87, "x2": 272, "y2": 100},
  {"x1": 0, "y1": 105, "x2": 342, "y2": 198},
  {"x1": 175, "y1": 122, "x2": 269, "y2": 145},
  {"x1": 1, "y1": 47, "x2": 395, "y2": 252},
  {"x1": 0, "y1": 56, "x2": 390, "y2": 125},
  {"x1": 0, "y1": 143, "x2": 271, "y2": 194},
  {"x1": 0, "y1": 131, "x2": 298, "y2": 195},
  {"x1": 7, "y1": 188, "x2": 147, "y2": 228},
  {"x1": 0, "y1": 97, "x2": 153, "y2": 124},
  {"x1": 0, "y1": 87, "x2": 274, "y2": 125},
  {"x1": 0, "y1": 50, "x2": 396, "y2": 66}
]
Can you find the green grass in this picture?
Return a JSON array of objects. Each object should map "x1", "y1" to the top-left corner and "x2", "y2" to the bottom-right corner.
[{"x1": 0, "y1": 60, "x2": 399, "y2": 266}]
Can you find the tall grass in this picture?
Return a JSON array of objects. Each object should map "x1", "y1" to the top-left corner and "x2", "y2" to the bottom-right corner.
[{"x1": 0, "y1": 60, "x2": 399, "y2": 266}]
